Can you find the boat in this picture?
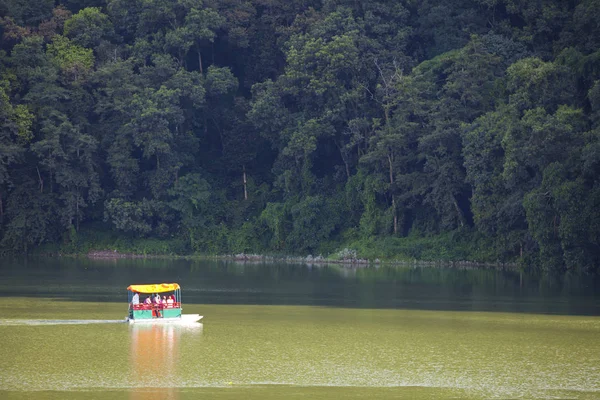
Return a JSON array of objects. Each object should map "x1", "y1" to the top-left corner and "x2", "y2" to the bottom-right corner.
[{"x1": 126, "y1": 283, "x2": 202, "y2": 324}]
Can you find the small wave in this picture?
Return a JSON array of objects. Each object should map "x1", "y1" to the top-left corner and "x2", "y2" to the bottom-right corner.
[{"x1": 0, "y1": 319, "x2": 126, "y2": 326}]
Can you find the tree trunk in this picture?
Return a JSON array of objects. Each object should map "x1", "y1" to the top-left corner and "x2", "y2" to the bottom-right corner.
[
  {"x1": 197, "y1": 45, "x2": 203, "y2": 74},
  {"x1": 384, "y1": 106, "x2": 390, "y2": 126},
  {"x1": 243, "y1": 165, "x2": 248, "y2": 201},
  {"x1": 334, "y1": 140, "x2": 350, "y2": 180},
  {"x1": 76, "y1": 188, "x2": 79, "y2": 232},
  {"x1": 36, "y1": 166, "x2": 43, "y2": 192},
  {"x1": 452, "y1": 196, "x2": 465, "y2": 227},
  {"x1": 520, "y1": 242, "x2": 523, "y2": 258},
  {"x1": 387, "y1": 153, "x2": 397, "y2": 234},
  {"x1": 344, "y1": 158, "x2": 350, "y2": 180},
  {"x1": 392, "y1": 196, "x2": 398, "y2": 234},
  {"x1": 387, "y1": 153, "x2": 394, "y2": 186}
]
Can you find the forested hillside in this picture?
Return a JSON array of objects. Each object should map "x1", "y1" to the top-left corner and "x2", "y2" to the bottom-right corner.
[{"x1": 1, "y1": 0, "x2": 599, "y2": 272}]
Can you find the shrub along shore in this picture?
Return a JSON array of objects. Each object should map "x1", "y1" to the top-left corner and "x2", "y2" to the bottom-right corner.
[{"x1": 47, "y1": 228, "x2": 518, "y2": 271}]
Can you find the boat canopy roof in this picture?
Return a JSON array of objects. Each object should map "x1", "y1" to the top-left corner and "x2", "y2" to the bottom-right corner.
[{"x1": 127, "y1": 283, "x2": 180, "y2": 293}]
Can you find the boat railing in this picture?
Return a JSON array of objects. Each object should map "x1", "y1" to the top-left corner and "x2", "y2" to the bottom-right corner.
[{"x1": 130, "y1": 303, "x2": 181, "y2": 310}]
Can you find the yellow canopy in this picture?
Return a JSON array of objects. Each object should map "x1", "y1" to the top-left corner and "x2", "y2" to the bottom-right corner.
[{"x1": 127, "y1": 283, "x2": 180, "y2": 294}]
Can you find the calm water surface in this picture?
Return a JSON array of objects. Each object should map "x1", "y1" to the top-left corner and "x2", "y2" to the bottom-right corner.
[{"x1": 0, "y1": 257, "x2": 599, "y2": 399}]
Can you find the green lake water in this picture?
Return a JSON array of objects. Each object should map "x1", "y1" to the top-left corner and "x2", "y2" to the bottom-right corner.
[{"x1": 0, "y1": 257, "x2": 599, "y2": 399}]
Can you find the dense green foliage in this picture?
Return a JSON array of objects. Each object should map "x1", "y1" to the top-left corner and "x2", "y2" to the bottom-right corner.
[{"x1": 1, "y1": 0, "x2": 599, "y2": 273}]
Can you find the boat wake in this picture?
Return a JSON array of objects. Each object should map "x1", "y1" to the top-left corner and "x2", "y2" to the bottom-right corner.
[{"x1": 0, "y1": 319, "x2": 127, "y2": 326}]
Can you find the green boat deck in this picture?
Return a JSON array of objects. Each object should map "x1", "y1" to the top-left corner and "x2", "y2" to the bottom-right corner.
[{"x1": 129, "y1": 307, "x2": 182, "y2": 320}]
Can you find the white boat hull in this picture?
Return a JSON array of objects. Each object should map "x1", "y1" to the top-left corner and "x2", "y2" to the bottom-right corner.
[{"x1": 126, "y1": 314, "x2": 203, "y2": 324}]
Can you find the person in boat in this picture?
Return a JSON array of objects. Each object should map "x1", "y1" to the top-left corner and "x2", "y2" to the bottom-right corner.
[
  {"x1": 144, "y1": 296, "x2": 152, "y2": 306},
  {"x1": 152, "y1": 293, "x2": 162, "y2": 317},
  {"x1": 131, "y1": 293, "x2": 139, "y2": 310},
  {"x1": 166, "y1": 295, "x2": 174, "y2": 307}
]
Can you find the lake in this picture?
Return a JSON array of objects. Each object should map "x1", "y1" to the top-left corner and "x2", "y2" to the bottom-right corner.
[{"x1": 0, "y1": 257, "x2": 599, "y2": 399}]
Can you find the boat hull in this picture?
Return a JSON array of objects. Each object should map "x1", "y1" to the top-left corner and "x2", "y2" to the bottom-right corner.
[{"x1": 126, "y1": 314, "x2": 203, "y2": 324}]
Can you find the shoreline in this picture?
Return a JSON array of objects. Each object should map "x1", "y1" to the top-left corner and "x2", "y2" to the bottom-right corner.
[{"x1": 82, "y1": 250, "x2": 519, "y2": 270}]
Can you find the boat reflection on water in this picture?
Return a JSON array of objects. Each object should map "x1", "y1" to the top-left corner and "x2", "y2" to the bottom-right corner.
[{"x1": 129, "y1": 323, "x2": 203, "y2": 399}]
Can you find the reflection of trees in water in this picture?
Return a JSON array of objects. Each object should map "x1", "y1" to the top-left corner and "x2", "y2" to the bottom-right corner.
[
  {"x1": 129, "y1": 324, "x2": 203, "y2": 399},
  {"x1": 3, "y1": 257, "x2": 598, "y2": 314},
  {"x1": 187, "y1": 260, "x2": 599, "y2": 313}
]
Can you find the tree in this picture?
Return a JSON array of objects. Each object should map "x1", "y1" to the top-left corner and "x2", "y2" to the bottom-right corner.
[
  {"x1": 183, "y1": 4, "x2": 224, "y2": 73},
  {"x1": 414, "y1": 0, "x2": 489, "y2": 59},
  {"x1": 250, "y1": 8, "x2": 364, "y2": 197},
  {"x1": 411, "y1": 37, "x2": 504, "y2": 230},
  {"x1": 0, "y1": 82, "x2": 32, "y2": 225},
  {"x1": 463, "y1": 106, "x2": 529, "y2": 258},
  {"x1": 124, "y1": 85, "x2": 183, "y2": 198},
  {"x1": 168, "y1": 172, "x2": 212, "y2": 247},
  {"x1": 465, "y1": 51, "x2": 589, "y2": 267},
  {"x1": 63, "y1": 7, "x2": 113, "y2": 48},
  {"x1": 46, "y1": 35, "x2": 95, "y2": 81},
  {"x1": 1, "y1": 0, "x2": 54, "y2": 26}
]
